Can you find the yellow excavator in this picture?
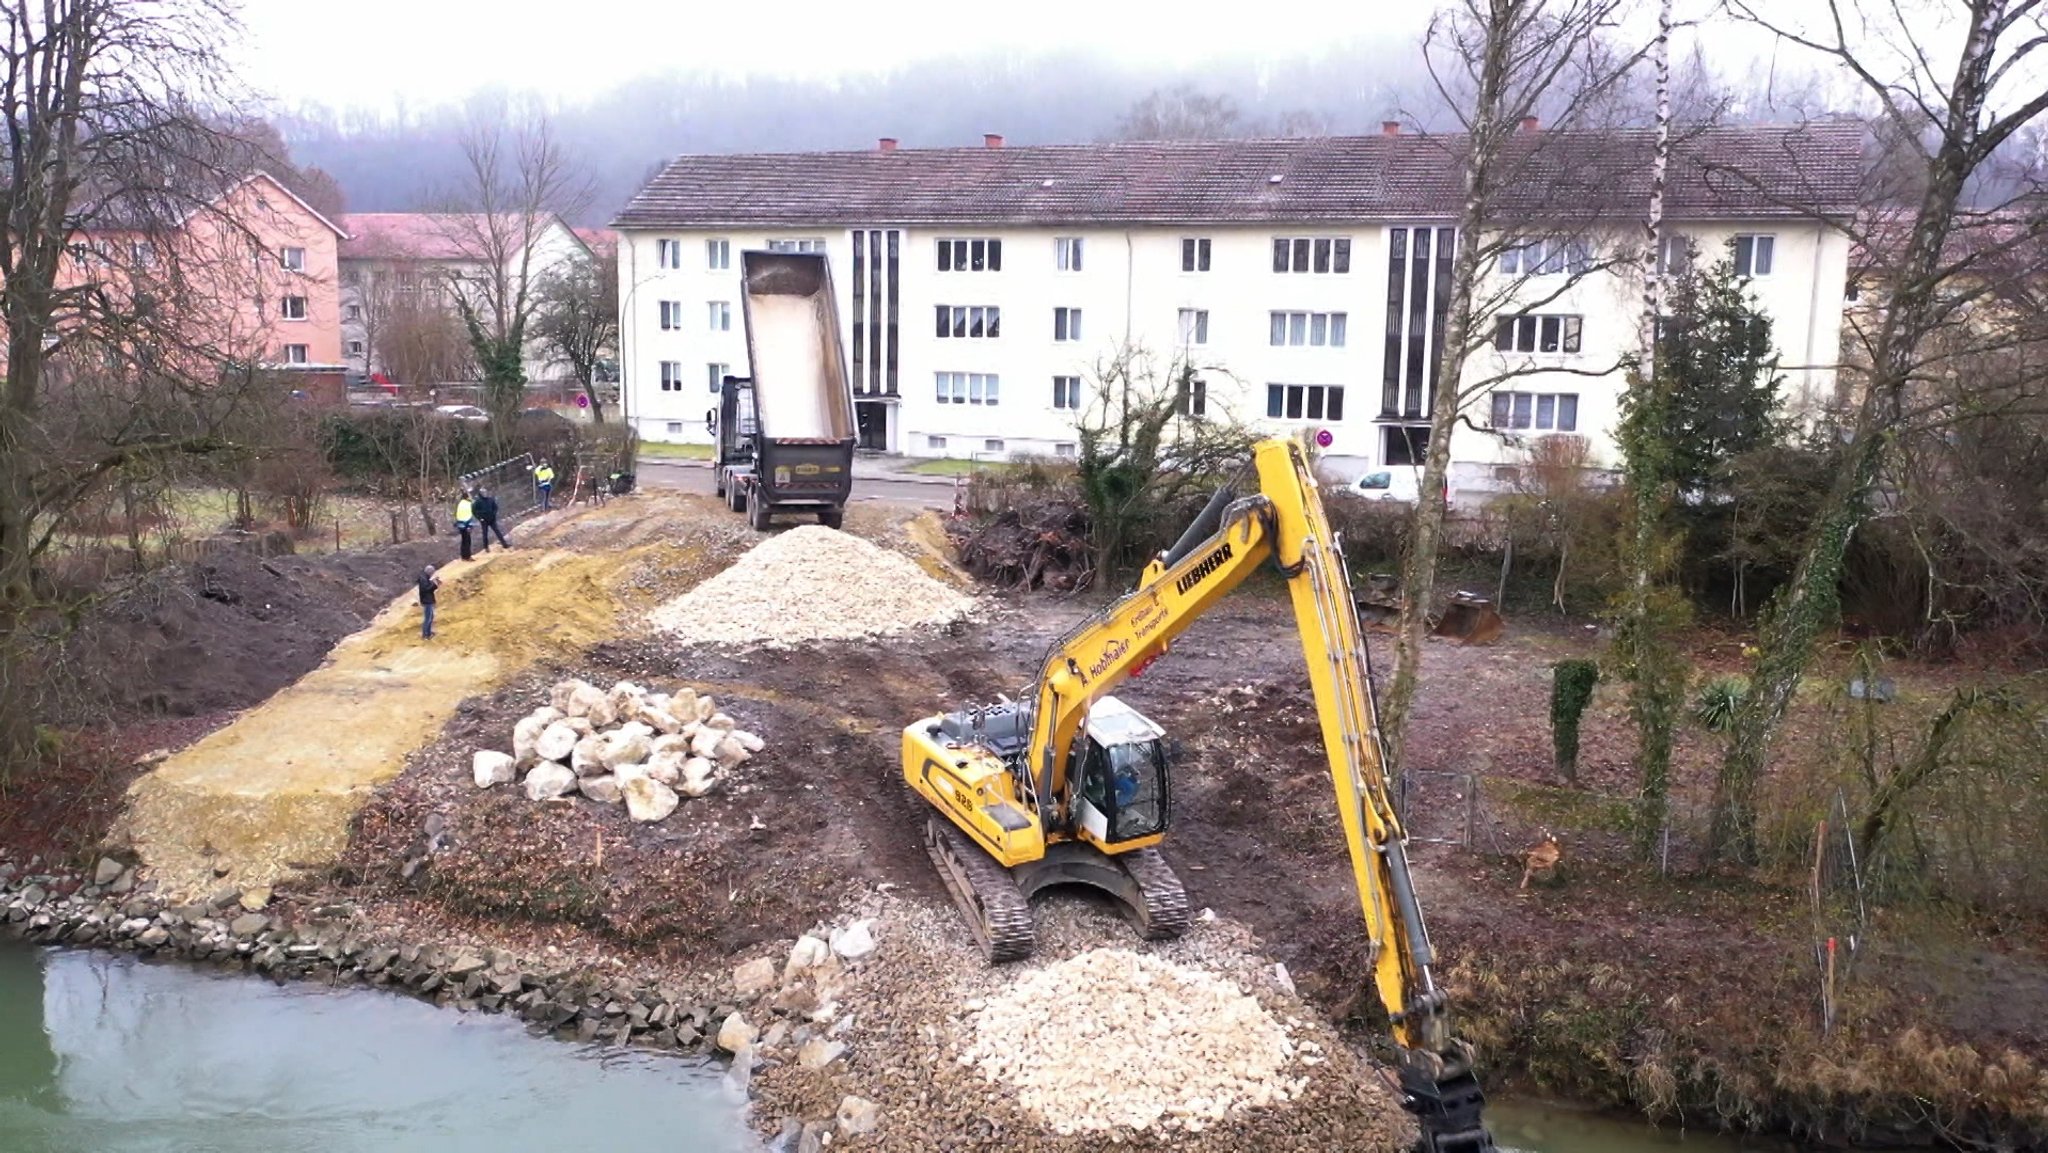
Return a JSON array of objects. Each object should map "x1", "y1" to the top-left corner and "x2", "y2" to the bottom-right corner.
[{"x1": 902, "y1": 435, "x2": 1495, "y2": 1152}]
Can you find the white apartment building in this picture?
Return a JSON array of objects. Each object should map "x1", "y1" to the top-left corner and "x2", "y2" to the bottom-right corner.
[{"x1": 612, "y1": 124, "x2": 1860, "y2": 487}]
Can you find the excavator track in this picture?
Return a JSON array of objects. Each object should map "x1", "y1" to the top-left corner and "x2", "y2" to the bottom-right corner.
[
  {"x1": 1119, "y1": 848, "x2": 1192, "y2": 940},
  {"x1": 924, "y1": 817, "x2": 1035, "y2": 963}
]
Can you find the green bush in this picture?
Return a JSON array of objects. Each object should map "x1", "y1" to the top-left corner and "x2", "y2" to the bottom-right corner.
[{"x1": 1550, "y1": 659, "x2": 1601, "y2": 783}]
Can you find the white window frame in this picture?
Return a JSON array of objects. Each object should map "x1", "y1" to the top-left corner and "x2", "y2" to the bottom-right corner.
[
  {"x1": 1264, "y1": 383, "x2": 1347, "y2": 422},
  {"x1": 708, "y1": 301, "x2": 731, "y2": 332},
  {"x1": 280, "y1": 295, "x2": 308, "y2": 321},
  {"x1": 343, "y1": 303, "x2": 361, "y2": 322},
  {"x1": 984, "y1": 438, "x2": 1005, "y2": 453},
  {"x1": 1052, "y1": 375, "x2": 1082, "y2": 410},
  {"x1": 935, "y1": 304, "x2": 1001, "y2": 339},
  {"x1": 1056, "y1": 236, "x2": 1084, "y2": 272},
  {"x1": 1177, "y1": 308, "x2": 1210, "y2": 346},
  {"x1": 659, "y1": 300, "x2": 684, "y2": 331},
  {"x1": 766, "y1": 238, "x2": 827, "y2": 254},
  {"x1": 936, "y1": 371, "x2": 1000, "y2": 406},
  {"x1": 1489, "y1": 390, "x2": 1581, "y2": 432},
  {"x1": 666, "y1": 421, "x2": 686, "y2": 435},
  {"x1": 1054, "y1": 307, "x2": 1083, "y2": 342},
  {"x1": 660, "y1": 360, "x2": 684, "y2": 391},
  {"x1": 1181, "y1": 237, "x2": 1212, "y2": 272},
  {"x1": 928, "y1": 435, "x2": 949, "y2": 450},
  {"x1": 1180, "y1": 377, "x2": 1208, "y2": 418},
  {"x1": 1272, "y1": 236, "x2": 1353, "y2": 274},
  {"x1": 1492, "y1": 313, "x2": 1584, "y2": 355},
  {"x1": 706, "y1": 238, "x2": 731, "y2": 270},
  {"x1": 1733, "y1": 234, "x2": 1775, "y2": 277},
  {"x1": 1499, "y1": 238, "x2": 1593, "y2": 277},
  {"x1": 1268, "y1": 310, "x2": 1348, "y2": 347},
  {"x1": 707, "y1": 362, "x2": 730, "y2": 393},
  {"x1": 279, "y1": 245, "x2": 306, "y2": 272},
  {"x1": 657, "y1": 238, "x2": 682, "y2": 269},
  {"x1": 283, "y1": 344, "x2": 309, "y2": 364},
  {"x1": 346, "y1": 339, "x2": 364, "y2": 356},
  {"x1": 1054, "y1": 442, "x2": 1077, "y2": 458}
]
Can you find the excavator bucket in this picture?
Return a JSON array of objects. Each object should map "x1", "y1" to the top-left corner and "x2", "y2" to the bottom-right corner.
[{"x1": 1432, "y1": 593, "x2": 1504, "y2": 645}]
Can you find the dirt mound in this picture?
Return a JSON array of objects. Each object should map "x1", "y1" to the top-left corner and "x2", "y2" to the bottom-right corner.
[
  {"x1": 54, "y1": 539, "x2": 449, "y2": 721},
  {"x1": 649, "y1": 525, "x2": 973, "y2": 647}
]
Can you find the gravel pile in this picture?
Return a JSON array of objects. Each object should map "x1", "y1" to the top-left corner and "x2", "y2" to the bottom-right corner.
[
  {"x1": 649, "y1": 525, "x2": 972, "y2": 647},
  {"x1": 959, "y1": 948, "x2": 1309, "y2": 1135}
]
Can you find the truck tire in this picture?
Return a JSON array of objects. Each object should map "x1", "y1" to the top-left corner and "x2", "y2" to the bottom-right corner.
[
  {"x1": 726, "y1": 483, "x2": 744, "y2": 513},
  {"x1": 713, "y1": 471, "x2": 726, "y2": 499},
  {"x1": 747, "y1": 489, "x2": 772, "y2": 532},
  {"x1": 818, "y1": 506, "x2": 844, "y2": 530}
]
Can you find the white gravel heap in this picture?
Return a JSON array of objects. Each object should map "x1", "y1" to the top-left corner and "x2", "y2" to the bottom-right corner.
[
  {"x1": 477, "y1": 679, "x2": 763, "y2": 822},
  {"x1": 958, "y1": 948, "x2": 1308, "y2": 1135},
  {"x1": 649, "y1": 525, "x2": 972, "y2": 647}
]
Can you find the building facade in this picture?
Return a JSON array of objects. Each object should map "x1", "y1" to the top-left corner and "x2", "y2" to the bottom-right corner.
[{"x1": 612, "y1": 125, "x2": 1861, "y2": 487}]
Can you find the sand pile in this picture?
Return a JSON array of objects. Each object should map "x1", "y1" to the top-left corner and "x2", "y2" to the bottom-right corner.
[
  {"x1": 649, "y1": 525, "x2": 972, "y2": 646},
  {"x1": 958, "y1": 948, "x2": 1312, "y2": 1135}
]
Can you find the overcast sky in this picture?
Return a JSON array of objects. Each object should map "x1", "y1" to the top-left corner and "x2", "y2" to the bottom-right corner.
[{"x1": 236, "y1": 0, "x2": 1437, "y2": 111}]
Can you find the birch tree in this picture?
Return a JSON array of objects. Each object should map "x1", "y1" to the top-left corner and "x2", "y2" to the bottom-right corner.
[{"x1": 1707, "y1": 0, "x2": 2048, "y2": 862}]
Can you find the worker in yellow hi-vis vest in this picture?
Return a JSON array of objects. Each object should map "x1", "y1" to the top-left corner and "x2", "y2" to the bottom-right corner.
[
  {"x1": 532, "y1": 459, "x2": 556, "y2": 511},
  {"x1": 454, "y1": 490, "x2": 475, "y2": 561}
]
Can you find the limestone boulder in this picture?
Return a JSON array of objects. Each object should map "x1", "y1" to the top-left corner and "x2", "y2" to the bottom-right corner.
[
  {"x1": 705, "y1": 712, "x2": 737, "y2": 732},
  {"x1": 836, "y1": 1096, "x2": 880, "y2": 1137},
  {"x1": 688, "y1": 727, "x2": 724, "y2": 760},
  {"x1": 733, "y1": 956, "x2": 778, "y2": 1000},
  {"x1": 680, "y1": 757, "x2": 717, "y2": 798},
  {"x1": 716, "y1": 1010, "x2": 758, "y2": 1053},
  {"x1": 606, "y1": 680, "x2": 646, "y2": 718},
  {"x1": 829, "y1": 919, "x2": 876, "y2": 961},
  {"x1": 472, "y1": 750, "x2": 517, "y2": 788},
  {"x1": 601, "y1": 730, "x2": 653, "y2": 770},
  {"x1": 733, "y1": 730, "x2": 766, "y2": 754},
  {"x1": 613, "y1": 763, "x2": 650, "y2": 786},
  {"x1": 670, "y1": 688, "x2": 699, "y2": 723},
  {"x1": 563, "y1": 680, "x2": 608, "y2": 721},
  {"x1": 694, "y1": 695, "x2": 716, "y2": 723},
  {"x1": 533, "y1": 722, "x2": 579, "y2": 764},
  {"x1": 785, "y1": 934, "x2": 830, "y2": 980},
  {"x1": 570, "y1": 734, "x2": 608, "y2": 778},
  {"x1": 798, "y1": 1038, "x2": 846, "y2": 1069},
  {"x1": 622, "y1": 775, "x2": 679, "y2": 823},
  {"x1": 644, "y1": 754, "x2": 684, "y2": 786},
  {"x1": 549, "y1": 679, "x2": 597, "y2": 714},
  {"x1": 512, "y1": 707, "x2": 563, "y2": 766},
  {"x1": 523, "y1": 763, "x2": 577, "y2": 801},
  {"x1": 713, "y1": 735, "x2": 750, "y2": 770},
  {"x1": 580, "y1": 774, "x2": 623, "y2": 805},
  {"x1": 649, "y1": 733, "x2": 692, "y2": 760}
]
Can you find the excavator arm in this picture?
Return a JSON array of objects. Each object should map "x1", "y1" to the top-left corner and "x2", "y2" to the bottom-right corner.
[{"x1": 1020, "y1": 438, "x2": 1493, "y2": 1151}]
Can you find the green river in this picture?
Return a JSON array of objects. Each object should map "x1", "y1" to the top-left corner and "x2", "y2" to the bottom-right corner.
[{"x1": 0, "y1": 944, "x2": 1835, "y2": 1153}]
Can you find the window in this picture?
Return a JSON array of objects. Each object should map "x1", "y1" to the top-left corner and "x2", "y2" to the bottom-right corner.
[
  {"x1": 1056, "y1": 237, "x2": 1084, "y2": 271},
  {"x1": 283, "y1": 344, "x2": 309, "y2": 364},
  {"x1": 1498, "y1": 239, "x2": 1592, "y2": 277},
  {"x1": 1055, "y1": 442, "x2": 1077, "y2": 459},
  {"x1": 937, "y1": 238, "x2": 1002, "y2": 272},
  {"x1": 984, "y1": 439, "x2": 1005, "y2": 453},
  {"x1": 1052, "y1": 375, "x2": 1082, "y2": 410},
  {"x1": 660, "y1": 361, "x2": 684, "y2": 391},
  {"x1": 1733, "y1": 234, "x2": 1775, "y2": 277},
  {"x1": 935, "y1": 372, "x2": 1001, "y2": 405},
  {"x1": 1178, "y1": 377, "x2": 1207, "y2": 418},
  {"x1": 1492, "y1": 313, "x2": 1584, "y2": 354},
  {"x1": 1054, "y1": 307, "x2": 1082, "y2": 342},
  {"x1": 344, "y1": 304, "x2": 361, "y2": 322},
  {"x1": 279, "y1": 246, "x2": 306, "y2": 271},
  {"x1": 656, "y1": 239, "x2": 682, "y2": 269},
  {"x1": 280, "y1": 296, "x2": 307, "y2": 320},
  {"x1": 1656, "y1": 233, "x2": 1695, "y2": 276},
  {"x1": 928, "y1": 435, "x2": 949, "y2": 450},
  {"x1": 706, "y1": 239, "x2": 730, "y2": 269},
  {"x1": 1177, "y1": 308, "x2": 1210, "y2": 346},
  {"x1": 766, "y1": 238, "x2": 827, "y2": 253},
  {"x1": 1488, "y1": 390, "x2": 1580, "y2": 432},
  {"x1": 1269, "y1": 310, "x2": 1348, "y2": 347},
  {"x1": 708, "y1": 362, "x2": 730, "y2": 392},
  {"x1": 666, "y1": 421, "x2": 686, "y2": 435},
  {"x1": 1264, "y1": 384, "x2": 1346, "y2": 421},
  {"x1": 659, "y1": 300, "x2": 684, "y2": 330},
  {"x1": 1181, "y1": 237, "x2": 1211, "y2": 272},
  {"x1": 347, "y1": 340, "x2": 364, "y2": 356},
  {"x1": 1272, "y1": 235, "x2": 1352, "y2": 273},
  {"x1": 934, "y1": 305, "x2": 1001, "y2": 338},
  {"x1": 708, "y1": 301, "x2": 731, "y2": 331}
]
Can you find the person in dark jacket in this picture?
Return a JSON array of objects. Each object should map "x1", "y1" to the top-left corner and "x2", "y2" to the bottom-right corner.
[
  {"x1": 475, "y1": 488, "x2": 510, "y2": 550},
  {"x1": 417, "y1": 566, "x2": 441, "y2": 640}
]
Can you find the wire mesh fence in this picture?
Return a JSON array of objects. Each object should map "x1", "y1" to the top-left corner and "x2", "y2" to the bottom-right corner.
[{"x1": 457, "y1": 453, "x2": 539, "y2": 520}]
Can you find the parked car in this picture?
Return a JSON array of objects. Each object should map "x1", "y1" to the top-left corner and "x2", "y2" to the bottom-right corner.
[
  {"x1": 433, "y1": 404, "x2": 489, "y2": 422},
  {"x1": 1347, "y1": 468, "x2": 1451, "y2": 508}
]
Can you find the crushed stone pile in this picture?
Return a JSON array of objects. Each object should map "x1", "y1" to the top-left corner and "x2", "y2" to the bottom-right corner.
[
  {"x1": 474, "y1": 678, "x2": 764, "y2": 822},
  {"x1": 649, "y1": 525, "x2": 972, "y2": 647},
  {"x1": 958, "y1": 948, "x2": 1312, "y2": 1136}
]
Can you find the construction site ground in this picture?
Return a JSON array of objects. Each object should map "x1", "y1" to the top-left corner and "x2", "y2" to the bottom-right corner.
[{"x1": 23, "y1": 488, "x2": 2048, "y2": 1150}]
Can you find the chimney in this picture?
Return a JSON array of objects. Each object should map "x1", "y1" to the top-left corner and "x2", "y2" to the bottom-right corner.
[
  {"x1": 983, "y1": 133, "x2": 1005, "y2": 150},
  {"x1": 1381, "y1": 120, "x2": 1402, "y2": 136},
  {"x1": 1519, "y1": 116, "x2": 1541, "y2": 133},
  {"x1": 878, "y1": 137, "x2": 898, "y2": 153}
]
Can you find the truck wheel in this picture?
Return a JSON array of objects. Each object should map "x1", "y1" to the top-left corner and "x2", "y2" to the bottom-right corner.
[
  {"x1": 747, "y1": 489, "x2": 772, "y2": 532},
  {"x1": 714, "y1": 472, "x2": 726, "y2": 499},
  {"x1": 818, "y1": 506, "x2": 844, "y2": 530}
]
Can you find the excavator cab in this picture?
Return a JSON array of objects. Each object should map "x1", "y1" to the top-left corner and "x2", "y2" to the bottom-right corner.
[{"x1": 1073, "y1": 696, "x2": 1170, "y2": 844}]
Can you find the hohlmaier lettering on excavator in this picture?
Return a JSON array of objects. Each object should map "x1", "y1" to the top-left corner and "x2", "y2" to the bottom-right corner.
[
  {"x1": 1175, "y1": 541, "x2": 1234, "y2": 595},
  {"x1": 1087, "y1": 639, "x2": 1129, "y2": 680}
]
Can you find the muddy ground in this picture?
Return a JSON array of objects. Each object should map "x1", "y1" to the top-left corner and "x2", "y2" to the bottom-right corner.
[{"x1": 27, "y1": 488, "x2": 2048, "y2": 1149}]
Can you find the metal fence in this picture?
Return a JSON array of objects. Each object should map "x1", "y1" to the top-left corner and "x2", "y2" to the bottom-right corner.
[{"x1": 457, "y1": 453, "x2": 540, "y2": 519}]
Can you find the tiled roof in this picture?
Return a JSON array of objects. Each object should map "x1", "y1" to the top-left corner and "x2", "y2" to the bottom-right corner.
[
  {"x1": 613, "y1": 122, "x2": 1866, "y2": 230},
  {"x1": 572, "y1": 226, "x2": 618, "y2": 256},
  {"x1": 337, "y1": 213, "x2": 568, "y2": 262}
]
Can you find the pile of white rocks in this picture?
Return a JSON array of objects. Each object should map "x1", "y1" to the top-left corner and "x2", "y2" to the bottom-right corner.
[
  {"x1": 471, "y1": 678, "x2": 763, "y2": 822},
  {"x1": 957, "y1": 948, "x2": 1312, "y2": 1136}
]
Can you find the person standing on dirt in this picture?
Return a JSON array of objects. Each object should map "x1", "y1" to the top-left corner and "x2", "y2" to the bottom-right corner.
[
  {"x1": 454, "y1": 490, "x2": 476, "y2": 562},
  {"x1": 474, "y1": 488, "x2": 510, "y2": 551},
  {"x1": 417, "y1": 566, "x2": 441, "y2": 640},
  {"x1": 533, "y1": 459, "x2": 556, "y2": 512}
]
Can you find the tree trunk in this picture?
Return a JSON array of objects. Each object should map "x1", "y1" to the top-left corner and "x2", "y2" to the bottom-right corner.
[{"x1": 1854, "y1": 690, "x2": 1978, "y2": 864}]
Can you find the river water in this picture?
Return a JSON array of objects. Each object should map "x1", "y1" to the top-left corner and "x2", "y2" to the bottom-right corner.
[
  {"x1": 0, "y1": 945, "x2": 753, "y2": 1153},
  {"x1": 1490, "y1": 1097, "x2": 1806, "y2": 1153}
]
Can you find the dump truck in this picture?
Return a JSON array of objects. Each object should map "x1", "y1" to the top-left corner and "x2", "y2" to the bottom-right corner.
[{"x1": 710, "y1": 251, "x2": 857, "y2": 531}]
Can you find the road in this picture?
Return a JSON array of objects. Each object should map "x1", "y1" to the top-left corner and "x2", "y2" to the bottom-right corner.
[{"x1": 636, "y1": 459, "x2": 957, "y2": 510}]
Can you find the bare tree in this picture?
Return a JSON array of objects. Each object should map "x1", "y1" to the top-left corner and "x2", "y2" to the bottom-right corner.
[
  {"x1": 1377, "y1": 0, "x2": 1647, "y2": 766},
  {"x1": 1112, "y1": 85, "x2": 1244, "y2": 141},
  {"x1": 439, "y1": 111, "x2": 589, "y2": 441},
  {"x1": 1704, "y1": 0, "x2": 2048, "y2": 862},
  {"x1": 377, "y1": 285, "x2": 475, "y2": 388},
  {"x1": 530, "y1": 246, "x2": 618, "y2": 422},
  {"x1": 0, "y1": 0, "x2": 279, "y2": 780}
]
